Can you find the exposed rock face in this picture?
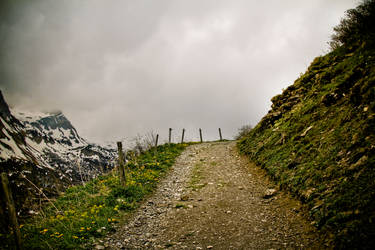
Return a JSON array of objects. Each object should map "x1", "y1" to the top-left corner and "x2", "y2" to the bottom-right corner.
[
  {"x1": 12, "y1": 109, "x2": 116, "y2": 183},
  {"x1": 0, "y1": 90, "x2": 11, "y2": 118}
]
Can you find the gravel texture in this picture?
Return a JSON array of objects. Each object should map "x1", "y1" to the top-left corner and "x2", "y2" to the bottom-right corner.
[{"x1": 102, "y1": 141, "x2": 325, "y2": 249}]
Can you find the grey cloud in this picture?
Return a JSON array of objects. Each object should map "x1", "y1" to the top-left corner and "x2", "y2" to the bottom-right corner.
[{"x1": 0, "y1": 0, "x2": 358, "y2": 143}]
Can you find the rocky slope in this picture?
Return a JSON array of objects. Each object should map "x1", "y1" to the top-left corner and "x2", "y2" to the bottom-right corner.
[
  {"x1": 0, "y1": 91, "x2": 116, "y2": 220},
  {"x1": 238, "y1": 16, "x2": 375, "y2": 250}
]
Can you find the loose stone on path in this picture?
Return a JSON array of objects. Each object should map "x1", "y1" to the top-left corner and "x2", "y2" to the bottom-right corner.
[{"x1": 104, "y1": 142, "x2": 324, "y2": 249}]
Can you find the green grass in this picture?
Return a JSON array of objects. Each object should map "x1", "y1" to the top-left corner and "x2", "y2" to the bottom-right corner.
[
  {"x1": 189, "y1": 162, "x2": 206, "y2": 191},
  {"x1": 174, "y1": 203, "x2": 187, "y2": 209},
  {"x1": 238, "y1": 43, "x2": 375, "y2": 248},
  {"x1": 1, "y1": 143, "x2": 188, "y2": 249}
]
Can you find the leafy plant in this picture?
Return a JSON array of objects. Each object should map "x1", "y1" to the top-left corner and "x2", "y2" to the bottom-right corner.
[{"x1": 330, "y1": 0, "x2": 375, "y2": 49}]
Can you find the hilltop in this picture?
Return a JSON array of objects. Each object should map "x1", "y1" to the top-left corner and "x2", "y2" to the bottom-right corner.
[{"x1": 238, "y1": 1, "x2": 375, "y2": 248}]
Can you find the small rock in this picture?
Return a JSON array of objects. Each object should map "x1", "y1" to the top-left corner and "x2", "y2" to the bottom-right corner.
[
  {"x1": 207, "y1": 246, "x2": 213, "y2": 249},
  {"x1": 180, "y1": 195, "x2": 189, "y2": 201},
  {"x1": 263, "y1": 188, "x2": 277, "y2": 199},
  {"x1": 300, "y1": 126, "x2": 313, "y2": 137},
  {"x1": 95, "y1": 245, "x2": 105, "y2": 250},
  {"x1": 188, "y1": 205, "x2": 194, "y2": 209}
]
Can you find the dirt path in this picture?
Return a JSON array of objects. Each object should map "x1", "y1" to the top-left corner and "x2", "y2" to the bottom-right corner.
[{"x1": 103, "y1": 141, "x2": 324, "y2": 249}]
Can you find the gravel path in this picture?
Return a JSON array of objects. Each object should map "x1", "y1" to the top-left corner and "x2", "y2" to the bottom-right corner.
[{"x1": 103, "y1": 141, "x2": 324, "y2": 249}]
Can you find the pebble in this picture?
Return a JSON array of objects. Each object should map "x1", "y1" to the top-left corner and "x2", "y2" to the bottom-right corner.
[
  {"x1": 100, "y1": 142, "x2": 322, "y2": 249},
  {"x1": 102, "y1": 144, "x2": 199, "y2": 249}
]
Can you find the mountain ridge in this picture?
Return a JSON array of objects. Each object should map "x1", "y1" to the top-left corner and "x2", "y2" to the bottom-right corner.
[{"x1": 0, "y1": 91, "x2": 116, "y2": 222}]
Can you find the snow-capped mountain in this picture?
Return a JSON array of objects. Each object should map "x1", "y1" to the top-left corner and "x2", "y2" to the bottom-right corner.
[
  {"x1": 12, "y1": 109, "x2": 116, "y2": 182},
  {"x1": 0, "y1": 91, "x2": 116, "y2": 215}
]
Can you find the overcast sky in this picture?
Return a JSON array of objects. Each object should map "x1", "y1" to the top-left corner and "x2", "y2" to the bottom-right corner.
[{"x1": 0, "y1": 0, "x2": 359, "y2": 144}]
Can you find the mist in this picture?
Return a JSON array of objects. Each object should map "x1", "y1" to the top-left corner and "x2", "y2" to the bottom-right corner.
[{"x1": 0, "y1": 0, "x2": 359, "y2": 143}]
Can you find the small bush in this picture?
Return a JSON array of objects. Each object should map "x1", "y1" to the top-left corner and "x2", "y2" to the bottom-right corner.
[
  {"x1": 330, "y1": 0, "x2": 375, "y2": 49},
  {"x1": 235, "y1": 125, "x2": 253, "y2": 139}
]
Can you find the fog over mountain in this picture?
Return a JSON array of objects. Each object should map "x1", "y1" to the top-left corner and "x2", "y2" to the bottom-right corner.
[{"x1": 0, "y1": 0, "x2": 358, "y2": 143}]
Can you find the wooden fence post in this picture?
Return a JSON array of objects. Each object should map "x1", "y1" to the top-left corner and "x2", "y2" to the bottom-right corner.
[
  {"x1": 219, "y1": 128, "x2": 223, "y2": 141},
  {"x1": 199, "y1": 128, "x2": 203, "y2": 143},
  {"x1": 168, "y1": 128, "x2": 172, "y2": 144},
  {"x1": 181, "y1": 128, "x2": 185, "y2": 143},
  {"x1": 155, "y1": 134, "x2": 159, "y2": 147},
  {"x1": 1, "y1": 173, "x2": 23, "y2": 250},
  {"x1": 117, "y1": 142, "x2": 126, "y2": 186}
]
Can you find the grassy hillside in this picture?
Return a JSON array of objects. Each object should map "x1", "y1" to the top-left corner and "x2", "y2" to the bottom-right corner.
[
  {"x1": 238, "y1": 1, "x2": 375, "y2": 249},
  {"x1": 1, "y1": 143, "x2": 187, "y2": 249}
]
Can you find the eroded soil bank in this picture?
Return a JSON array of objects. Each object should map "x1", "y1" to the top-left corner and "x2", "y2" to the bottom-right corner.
[{"x1": 104, "y1": 141, "x2": 325, "y2": 249}]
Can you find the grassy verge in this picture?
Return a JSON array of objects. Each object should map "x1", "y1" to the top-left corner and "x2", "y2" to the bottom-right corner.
[
  {"x1": 1, "y1": 143, "x2": 188, "y2": 249},
  {"x1": 238, "y1": 43, "x2": 375, "y2": 248}
]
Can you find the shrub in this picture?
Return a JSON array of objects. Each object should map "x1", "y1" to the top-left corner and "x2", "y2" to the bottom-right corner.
[
  {"x1": 330, "y1": 0, "x2": 375, "y2": 49},
  {"x1": 235, "y1": 125, "x2": 253, "y2": 139}
]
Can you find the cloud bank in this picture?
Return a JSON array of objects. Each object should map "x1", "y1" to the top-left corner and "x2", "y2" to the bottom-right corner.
[{"x1": 0, "y1": 0, "x2": 359, "y2": 143}]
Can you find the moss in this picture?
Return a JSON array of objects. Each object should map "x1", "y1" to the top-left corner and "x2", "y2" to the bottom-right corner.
[{"x1": 238, "y1": 43, "x2": 375, "y2": 249}]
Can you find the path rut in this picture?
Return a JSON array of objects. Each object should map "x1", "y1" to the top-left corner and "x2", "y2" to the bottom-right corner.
[{"x1": 104, "y1": 141, "x2": 324, "y2": 249}]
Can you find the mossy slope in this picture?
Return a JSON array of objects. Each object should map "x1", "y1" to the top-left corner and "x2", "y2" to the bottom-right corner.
[{"x1": 238, "y1": 42, "x2": 375, "y2": 248}]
